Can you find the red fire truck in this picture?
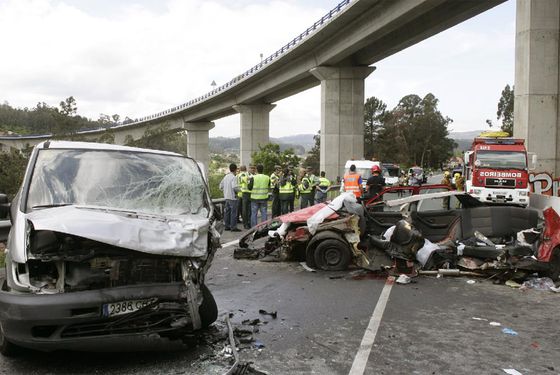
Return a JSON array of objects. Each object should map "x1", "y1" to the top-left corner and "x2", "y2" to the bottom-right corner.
[{"x1": 464, "y1": 132, "x2": 536, "y2": 206}]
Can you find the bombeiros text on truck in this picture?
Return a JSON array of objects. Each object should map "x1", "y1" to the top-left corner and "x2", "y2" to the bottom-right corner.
[{"x1": 463, "y1": 131, "x2": 537, "y2": 206}]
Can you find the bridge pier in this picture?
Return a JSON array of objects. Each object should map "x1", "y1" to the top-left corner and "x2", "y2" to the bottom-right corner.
[
  {"x1": 233, "y1": 104, "x2": 276, "y2": 166},
  {"x1": 514, "y1": 0, "x2": 560, "y2": 176},
  {"x1": 184, "y1": 121, "x2": 215, "y2": 175},
  {"x1": 310, "y1": 66, "x2": 375, "y2": 181}
]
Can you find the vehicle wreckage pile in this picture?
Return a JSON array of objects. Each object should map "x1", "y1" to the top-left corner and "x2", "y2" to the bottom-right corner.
[{"x1": 235, "y1": 191, "x2": 560, "y2": 285}]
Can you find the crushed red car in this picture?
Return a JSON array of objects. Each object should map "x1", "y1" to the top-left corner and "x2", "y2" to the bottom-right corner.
[{"x1": 235, "y1": 185, "x2": 560, "y2": 280}]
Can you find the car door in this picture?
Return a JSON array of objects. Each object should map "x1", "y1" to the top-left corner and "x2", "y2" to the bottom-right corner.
[{"x1": 410, "y1": 189, "x2": 461, "y2": 242}]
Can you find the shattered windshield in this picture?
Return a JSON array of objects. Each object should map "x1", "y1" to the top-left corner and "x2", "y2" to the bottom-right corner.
[
  {"x1": 475, "y1": 151, "x2": 527, "y2": 170},
  {"x1": 26, "y1": 149, "x2": 208, "y2": 216}
]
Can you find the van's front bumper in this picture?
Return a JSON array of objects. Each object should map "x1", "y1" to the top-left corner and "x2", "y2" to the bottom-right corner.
[{"x1": 0, "y1": 282, "x2": 196, "y2": 352}]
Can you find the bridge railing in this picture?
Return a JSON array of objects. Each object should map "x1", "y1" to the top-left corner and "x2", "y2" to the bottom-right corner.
[{"x1": 127, "y1": 0, "x2": 353, "y2": 126}]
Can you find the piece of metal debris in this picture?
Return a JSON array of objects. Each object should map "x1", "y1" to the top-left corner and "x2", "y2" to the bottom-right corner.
[
  {"x1": 300, "y1": 262, "x2": 316, "y2": 272},
  {"x1": 258, "y1": 309, "x2": 278, "y2": 319}
]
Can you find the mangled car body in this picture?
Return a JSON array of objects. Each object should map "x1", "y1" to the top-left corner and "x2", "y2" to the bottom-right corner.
[
  {"x1": 0, "y1": 141, "x2": 221, "y2": 354},
  {"x1": 236, "y1": 185, "x2": 453, "y2": 271},
  {"x1": 237, "y1": 186, "x2": 560, "y2": 279}
]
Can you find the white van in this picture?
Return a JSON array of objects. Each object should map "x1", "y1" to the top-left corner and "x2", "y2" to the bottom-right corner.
[{"x1": 344, "y1": 160, "x2": 382, "y2": 188}]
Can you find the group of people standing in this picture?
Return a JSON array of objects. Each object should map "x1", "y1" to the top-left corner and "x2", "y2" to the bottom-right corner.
[
  {"x1": 219, "y1": 164, "x2": 332, "y2": 231},
  {"x1": 341, "y1": 164, "x2": 385, "y2": 201}
]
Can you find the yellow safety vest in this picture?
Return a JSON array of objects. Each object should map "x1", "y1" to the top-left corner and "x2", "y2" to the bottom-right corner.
[
  {"x1": 279, "y1": 180, "x2": 294, "y2": 195},
  {"x1": 299, "y1": 176, "x2": 312, "y2": 194},
  {"x1": 270, "y1": 173, "x2": 280, "y2": 188},
  {"x1": 251, "y1": 174, "x2": 270, "y2": 200},
  {"x1": 318, "y1": 177, "x2": 331, "y2": 189},
  {"x1": 238, "y1": 172, "x2": 251, "y2": 194}
]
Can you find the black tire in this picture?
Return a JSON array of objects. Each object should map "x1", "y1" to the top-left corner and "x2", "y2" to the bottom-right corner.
[
  {"x1": 0, "y1": 323, "x2": 20, "y2": 357},
  {"x1": 547, "y1": 247, "x2": 560, "y2": 281},
  {"x1": 199, "y1": 284, "x2": 218, "y2": 328},
  {"x1": 313, "y1": 239, "x2": 352, "y2": 271}
]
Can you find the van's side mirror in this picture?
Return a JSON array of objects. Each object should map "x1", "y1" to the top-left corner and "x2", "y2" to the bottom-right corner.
[
  {"x1": 528, "y1": 153, "x2": 538, "y2": 171},
  {"x1": 0, "y1": 194, "x2": 9, "y2": 220}
]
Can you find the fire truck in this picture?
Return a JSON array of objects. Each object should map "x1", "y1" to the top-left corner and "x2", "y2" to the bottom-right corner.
[{"x1": 464, "y1": 132, "x2": 536, "y2": 206}]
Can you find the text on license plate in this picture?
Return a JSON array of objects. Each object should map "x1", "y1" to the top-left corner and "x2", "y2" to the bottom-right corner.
[{"x1": 102, "y1": 298, "x2": 157, "y2": 317}]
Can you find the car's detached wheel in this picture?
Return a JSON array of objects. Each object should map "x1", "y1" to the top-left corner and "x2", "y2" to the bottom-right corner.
[
  {"x1": 199, "y1": 284, "x2": 218, "y2": 328},
  {"x1": 0, "y1": 323, "x2": 20, "y2": 357},
  {"x1": 313, "y1": 239, "x2": 351, "y2": 271}
]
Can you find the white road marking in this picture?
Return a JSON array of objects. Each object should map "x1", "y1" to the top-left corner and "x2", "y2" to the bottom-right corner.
[
  {"x1": 348, "y1": 276, "x2": 395, "y2": 375},
  {"x1": 221, "y1": 239, "x2": 239, "y2": 248}
]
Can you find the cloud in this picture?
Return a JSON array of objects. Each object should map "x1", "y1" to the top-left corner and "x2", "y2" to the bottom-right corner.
[{"x1": 0, "y1": 0, "x2": 515, "y2": 137}]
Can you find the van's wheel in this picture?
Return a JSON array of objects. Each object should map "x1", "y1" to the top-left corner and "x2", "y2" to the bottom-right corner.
[
  {"x1": 547, "y1": 247, "x2": 560, "y2": 281},
  {"x1": 0, "y1": 323, "x2": 20, "y2": 357},
  {"x1": 313, "y1": 239, "x2": 352, "y2": 271},
  {"x1": 199, "y1": 284, "x2": 218, "y2": 328}
]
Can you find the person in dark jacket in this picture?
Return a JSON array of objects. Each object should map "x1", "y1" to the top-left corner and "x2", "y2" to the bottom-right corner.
[{"x1": 366, "y1": 164, "x2": 385, "y2": 210}]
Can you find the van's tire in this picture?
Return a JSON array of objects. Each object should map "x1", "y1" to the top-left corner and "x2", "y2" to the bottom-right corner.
[
  {"x1": 313, "y1": 239, "x2": 352, "y2": 271},
  {"x1": 0, "y1": 323, "x2": 20, "y2": 357},
  {"x1": 199, "y1": 284, "x2": 218, "y2": 328}
]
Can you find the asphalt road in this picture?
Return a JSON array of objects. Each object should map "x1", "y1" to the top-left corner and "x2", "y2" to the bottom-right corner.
[{"x1": 1, "y1": 186, "x2": 559, "y2": 374}]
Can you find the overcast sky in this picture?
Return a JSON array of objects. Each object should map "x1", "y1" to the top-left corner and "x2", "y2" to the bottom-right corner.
[{"x1": 0, "y1": 0, "x2": 515, "y2": 138}]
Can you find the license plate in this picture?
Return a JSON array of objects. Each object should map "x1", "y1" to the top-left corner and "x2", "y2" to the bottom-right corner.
[{"x1": 102, "y1": 298, "x2": 157, "y2": 318}]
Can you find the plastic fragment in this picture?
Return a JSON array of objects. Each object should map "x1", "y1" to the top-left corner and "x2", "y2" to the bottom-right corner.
[
  {"x1": 505, "y1": 280, "x2": 522, "y2": 288},
  {"x1": 502, "y1": 328, "x2": 518, "y2": 336},
  {"x1": 396, "y1": 274, "x2": 412, "y2": 284},
  {"x1": 521, "y1": 277, "x2": 555, "y2": 291},
  {"x1": 503, "y1": 369, "x2": 523, "y2": 375},
  {"x1": 466, "y1": 280, "x2": 476, "y2": 284}
]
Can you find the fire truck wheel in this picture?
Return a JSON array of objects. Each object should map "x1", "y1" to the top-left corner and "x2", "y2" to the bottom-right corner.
[{"x1": 313, "y1": 239, "x2": 351, "y2": 271}]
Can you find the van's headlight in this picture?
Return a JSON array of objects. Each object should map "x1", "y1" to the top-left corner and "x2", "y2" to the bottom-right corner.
[
  {"x1": 473, "y1": 189, "x2": 482, "y2": 195},
  {"x1": 519, "y1": 191, "x2": 528, "y2": 196}
]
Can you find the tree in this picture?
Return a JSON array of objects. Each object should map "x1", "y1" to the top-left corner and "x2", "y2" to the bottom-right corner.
[
  {"x1": 363, "y1": 97, "x2": 387, "y2": 159},
  {"x1": 0, "y1": 149, "x2": 30, "y2": 199},
  {"x1": 375, "y1": 93, "x2": 455, "y2": 168},
  {"x1": 251, "y1": 143, "x2": 301, "y2": 175},
  {"x1": 497, "y1": 84, "x2": 514, "y2": 135},
  {"x1": 303, "y1": 131, "x2": 320, "y2": 171}
]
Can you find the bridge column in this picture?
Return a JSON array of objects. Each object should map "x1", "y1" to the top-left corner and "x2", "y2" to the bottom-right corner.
[
  {"x1": 310, "y1": 66, "x2": 375, "y2": 181},
  {"x1": 233, "y1": 104, "x2": 276, "y2": 166},
  {"x1": 183, "y1": 121, "x2": 215, "y2": 175},
  {"x1": 514, "y1": 0, "x2": 560, "y2": 175}
]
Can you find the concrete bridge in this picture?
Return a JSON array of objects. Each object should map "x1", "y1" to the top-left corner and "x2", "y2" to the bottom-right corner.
[{"x1": 3, "y1": 0, "x2": 555, "y2": 179}]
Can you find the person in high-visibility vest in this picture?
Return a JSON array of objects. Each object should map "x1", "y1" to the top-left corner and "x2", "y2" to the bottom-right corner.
[
  {"x1": 298, "y1": 169, "x2": 314, "y2": 209},
  {"x1": 237, "y1": 165, "x2": 252, "y2": 229},
  {"x1": 279, "y1": 167, "x2": 296, "y2": 214},
  {"x1": 236, "y1": 165, "x2": 246, "y2": 227},
  {"x1": 342, "y1": 164, "x2": 363, "y2": 198},
  {"x1": 248, "y1": 164, "x2": 270, "y2": 227},
  {"x1": 314, "y1": 171, "x2": 331, "y2": 204},
  {"x1": 270, "y1": 165, "x2": 282, "y2": 218}
]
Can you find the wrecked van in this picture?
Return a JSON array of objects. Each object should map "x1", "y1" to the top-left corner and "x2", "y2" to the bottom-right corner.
[{"x1": 0, "y1": 141, "x2": 221, "y2": 354}]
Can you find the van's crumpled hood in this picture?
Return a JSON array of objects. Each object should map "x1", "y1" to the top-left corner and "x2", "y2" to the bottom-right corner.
[{"x1": 26, "y1": 205, "x2": 210, "y2": 257}]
